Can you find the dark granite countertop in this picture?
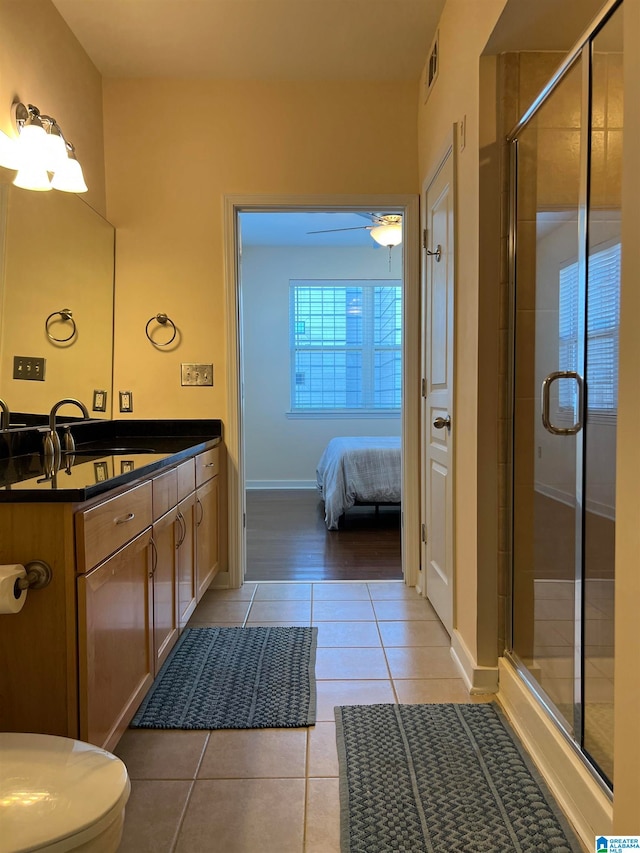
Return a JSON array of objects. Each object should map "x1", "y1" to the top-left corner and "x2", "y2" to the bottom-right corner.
[{"x1": 0, "y1": 419, "x2": 222, "y2": 502}]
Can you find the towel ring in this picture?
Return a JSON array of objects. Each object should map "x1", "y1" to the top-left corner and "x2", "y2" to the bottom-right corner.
[
  {"x1": 45, "y1": 309, "x2": 77, "y2": 343},
  {"x1": 145, "y1": 313, "x2": 177, "y2": 346}
]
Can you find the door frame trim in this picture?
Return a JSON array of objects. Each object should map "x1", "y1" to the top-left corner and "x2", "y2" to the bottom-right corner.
[
  {"x1": 420, "y1": 130, "x2": 456, "y2": 610},
  {"x1": 223, "y1": 193, "x2": 420, "y2": 588}
]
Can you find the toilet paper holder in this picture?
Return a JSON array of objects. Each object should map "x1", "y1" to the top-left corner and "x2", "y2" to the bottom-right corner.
[{"x1": 15, "y1": 561, "x2": 53, "y2": 592}]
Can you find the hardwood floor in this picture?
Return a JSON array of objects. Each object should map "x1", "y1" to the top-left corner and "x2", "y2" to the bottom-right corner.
[{"x1": 245, "y1": 489, "x2": 402, "y2": 582}]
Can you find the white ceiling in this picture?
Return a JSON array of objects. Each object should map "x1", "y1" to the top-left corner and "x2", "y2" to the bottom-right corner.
[
  {"x1": 484, "y1": 0, "x2": 610, "y2": 53},
  {"x1": 239, "y1": 211, "x2": 397, "y2": 247},
  {"x1": 51, "y1": 0, "x2": 446, "y2": 80}
]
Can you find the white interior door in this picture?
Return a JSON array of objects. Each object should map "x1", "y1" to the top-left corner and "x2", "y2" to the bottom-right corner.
[{"x1": 421, "y1": 146, "x2": 454, "y2": 633}]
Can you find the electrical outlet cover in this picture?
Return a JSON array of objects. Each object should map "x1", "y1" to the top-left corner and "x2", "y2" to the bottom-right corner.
[
  {"x1": 92, "y1": 389, "x2": 107, "y2": 412},
  {"x1": 119, "y1": 390, "x2": 133, "y2": 412}
]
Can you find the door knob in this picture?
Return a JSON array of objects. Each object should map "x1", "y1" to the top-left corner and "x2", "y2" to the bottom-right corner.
[{"x1": 433, "y1": 415, "x2": 451, "y2": 431}]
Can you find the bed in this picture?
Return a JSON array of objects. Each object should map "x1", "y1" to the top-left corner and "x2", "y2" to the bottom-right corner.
[{"x1": 316, "y1": 436, "x2": 401, "y2": 530}]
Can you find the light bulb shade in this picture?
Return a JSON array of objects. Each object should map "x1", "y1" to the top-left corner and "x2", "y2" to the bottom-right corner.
[
  {"x1": 51, "y1": 156, "x2": 88, "y2": 193},
  {"x1": 370, "y1": 223, "x2": 402, "y2": 248},
  {"x1": 0, "y1": 129, "x2": 20, "y2": 170},
  {"x1": 16, "y1": 123, "x2": 50, "y2": 170},
  {"x1": 13, "y1": 165, "x2": 52, "y2": 191},
  {"x1": 45, "y1": 126, "x2": 69, "y2": 170}
]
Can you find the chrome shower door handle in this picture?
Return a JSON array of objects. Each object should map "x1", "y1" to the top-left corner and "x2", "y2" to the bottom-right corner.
[{"x1": 541, "y1": 370, "x2": 584, "y2": 435}]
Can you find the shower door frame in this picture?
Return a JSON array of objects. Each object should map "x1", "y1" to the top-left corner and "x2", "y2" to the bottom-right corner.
[{"x1": 505, "y1": 0, "x2": 623, "y2": 793}]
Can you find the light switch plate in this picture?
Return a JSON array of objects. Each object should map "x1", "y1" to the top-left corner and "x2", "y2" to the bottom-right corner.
[
  {"x1": 13, "y1": 355, "x2": 46, "y2": 381},
  {"x1": 181, "y1": 363, "x2": 213, "y2": 386}
]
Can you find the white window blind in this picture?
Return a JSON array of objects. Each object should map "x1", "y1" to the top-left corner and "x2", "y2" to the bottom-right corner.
[
  {"x1": 558, "y1": 242, "x2": 621, "y2": 417},
  {"x1": 290, "y1": 280, "x2": 402, "y2": 413}
]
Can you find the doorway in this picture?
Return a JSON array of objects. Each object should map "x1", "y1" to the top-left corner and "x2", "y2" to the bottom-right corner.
[{"x1": 223, "y1": 195, "x2": 421, "y2": 588}]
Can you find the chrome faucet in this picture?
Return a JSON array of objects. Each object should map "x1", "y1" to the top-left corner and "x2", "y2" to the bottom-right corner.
[
  {"x1": 44, "y1": 398, "x2": 90, "y2": 463},
  {"x1": 0, "y1": 398, "x2": 10, "y2": 431}
]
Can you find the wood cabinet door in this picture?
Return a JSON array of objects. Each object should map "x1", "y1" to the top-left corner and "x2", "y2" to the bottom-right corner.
[
  {"x1": 151, "y1": 508, "x2": 179, "y2": 673},
  {"x1": 77, "y1": 528, "x2": 153, "y2": 751},
  {"x1": 195, "y1": 476, "x2": 219, "y2": 600},
  {"x1": 177, "y1": 492, "x2": 197, "y2": 629}
]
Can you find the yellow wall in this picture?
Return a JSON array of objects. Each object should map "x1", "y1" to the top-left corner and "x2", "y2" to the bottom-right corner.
[
  {"x1": 0, "y1": 187, "x2": 113, "y2": 413},
  {"x1": 417, "y1": 0, "x2": 508, "y2": 665},
  {"x1": 103, "y1": 79, "x2": 418, "y2": 423},
  {"x1": 0, "y1": 0, "x2": 106, "y2": 214}
]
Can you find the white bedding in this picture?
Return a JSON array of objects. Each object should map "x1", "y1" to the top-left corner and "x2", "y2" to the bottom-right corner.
[{"x1": 316, "y1": 436, "x2": 401, "y2": 530}]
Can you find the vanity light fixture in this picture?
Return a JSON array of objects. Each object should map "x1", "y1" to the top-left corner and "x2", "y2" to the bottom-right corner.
[{"x1": 0, "y1": 102, "x2": 87, "y2": 193}]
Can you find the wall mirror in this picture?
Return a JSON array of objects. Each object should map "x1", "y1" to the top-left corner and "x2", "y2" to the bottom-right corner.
[{"x1": 0, "y1": 174, "x2": 115, "y2": 424}]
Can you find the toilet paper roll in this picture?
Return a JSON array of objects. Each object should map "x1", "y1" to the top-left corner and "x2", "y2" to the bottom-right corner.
[{"x1": 0, "y1": 564, "x2": 28, "y2": 614}]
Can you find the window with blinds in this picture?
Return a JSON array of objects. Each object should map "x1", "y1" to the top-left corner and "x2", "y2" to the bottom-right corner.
[
  {"x1": 290, "y1": 280, "x2": 402, "y2": 414},
  {"x1": 558, "y1": 241, "x2": 621, "y2": 420}
]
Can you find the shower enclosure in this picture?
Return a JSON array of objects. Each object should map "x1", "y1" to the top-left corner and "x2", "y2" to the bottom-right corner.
[{"x1": 508, "y1": 0, "x2": 622, "y2": 789}]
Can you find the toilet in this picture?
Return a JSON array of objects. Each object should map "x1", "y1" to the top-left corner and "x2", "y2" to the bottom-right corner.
[{"x1": 0, "y1": 732, "x2": 130, "y2": 853}]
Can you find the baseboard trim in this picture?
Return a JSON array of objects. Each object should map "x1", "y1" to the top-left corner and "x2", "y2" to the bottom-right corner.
[
  {"x1": 245, "y1": 480, "x2": 317, "y2": 490},
  {"x1": 210, "y1": 571, "x2": 230, "y2": 589},
  {"x1": 449, "y1": 630, "x2": 499, "y2": 694},
  {"x1": 497, "y1": 658, "x2": 612, "y2": 848}
]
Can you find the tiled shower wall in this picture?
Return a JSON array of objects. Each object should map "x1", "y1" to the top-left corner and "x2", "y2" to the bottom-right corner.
[{"x1": 495, "y1": 51, "x2": 566, "y2": 656}]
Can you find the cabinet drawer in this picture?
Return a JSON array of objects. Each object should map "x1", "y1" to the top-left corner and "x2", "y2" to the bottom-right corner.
[
  {"x1": 76, "y1": 481, "x2": 152, "y2": 572},
  {"x1": 153, "y1": 468, "x2": 177, "y2": 521},
  {"x1": 177, "y1": 458, "x2": 195, "y2": 501},
  {"x1": 195, "y1": 446, "x2": 220, "y2": 487}
]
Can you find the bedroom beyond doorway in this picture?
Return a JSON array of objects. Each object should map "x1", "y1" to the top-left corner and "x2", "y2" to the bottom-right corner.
[
  {"x1": 245, "y1": 489, "x2": 402, "y2": 582},
  {"x1": 237, "y1": 207, "x2": 407, "y2": 585}
]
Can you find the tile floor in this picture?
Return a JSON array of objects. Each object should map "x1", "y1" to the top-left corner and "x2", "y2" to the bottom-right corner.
[{"x1": 115, "y1": 581, "x2": 491, "y2": 852}]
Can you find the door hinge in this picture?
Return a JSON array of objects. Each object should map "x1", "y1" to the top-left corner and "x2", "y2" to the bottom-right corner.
[
  {"x1": 421, "y1": 523, "x2": 427, "y2": 544},
  {"x1": 243, "y1": 511, "x2": 246, "y2": 529},
  {"x1": 421, "y1": 378, "x2": 427, "y2": 398}
]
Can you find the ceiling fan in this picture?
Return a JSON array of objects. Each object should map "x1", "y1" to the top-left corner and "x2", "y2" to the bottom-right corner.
[{"x1": 307, "y1": 213, "x2": 403, "y2": 248}]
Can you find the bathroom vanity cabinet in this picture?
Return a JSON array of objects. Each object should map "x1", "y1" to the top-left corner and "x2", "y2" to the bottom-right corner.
[{"x1": 0, "y1": 435, "x2": 223, "y2": 752}]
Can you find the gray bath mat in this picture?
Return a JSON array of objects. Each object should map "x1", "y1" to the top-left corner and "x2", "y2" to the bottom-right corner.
[
  {"x1": 335, "y1": 703, "x2": 583, "y2": 852},
  {"x1": 131, "y1": 626, "x2": 317, "y2": 729}
]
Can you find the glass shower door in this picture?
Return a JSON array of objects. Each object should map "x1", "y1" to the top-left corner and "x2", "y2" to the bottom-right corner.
[
  {"x1": 582, "y1": 5, "x2": 622, "y2": 784},
  {"x1": 510, "y1": 1, "x2": 622, "y2": 787},
  {"x1": 512, "y1": 55, "x2": 584, "y2": 740}
]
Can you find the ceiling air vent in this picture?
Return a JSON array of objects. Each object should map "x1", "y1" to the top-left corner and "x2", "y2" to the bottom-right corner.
[{"x1": 424, "y1": 30, "x2": 439, "y2": 103}]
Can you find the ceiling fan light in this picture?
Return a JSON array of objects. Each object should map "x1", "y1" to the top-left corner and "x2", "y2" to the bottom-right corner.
[{"x1": 370, "y1": 223, "x2": 402, "y2": 248}]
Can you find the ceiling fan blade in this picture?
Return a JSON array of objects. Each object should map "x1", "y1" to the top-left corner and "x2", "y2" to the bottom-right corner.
[{"x1": 306, "y1": 226, "x2": 371, "y2": 234}]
